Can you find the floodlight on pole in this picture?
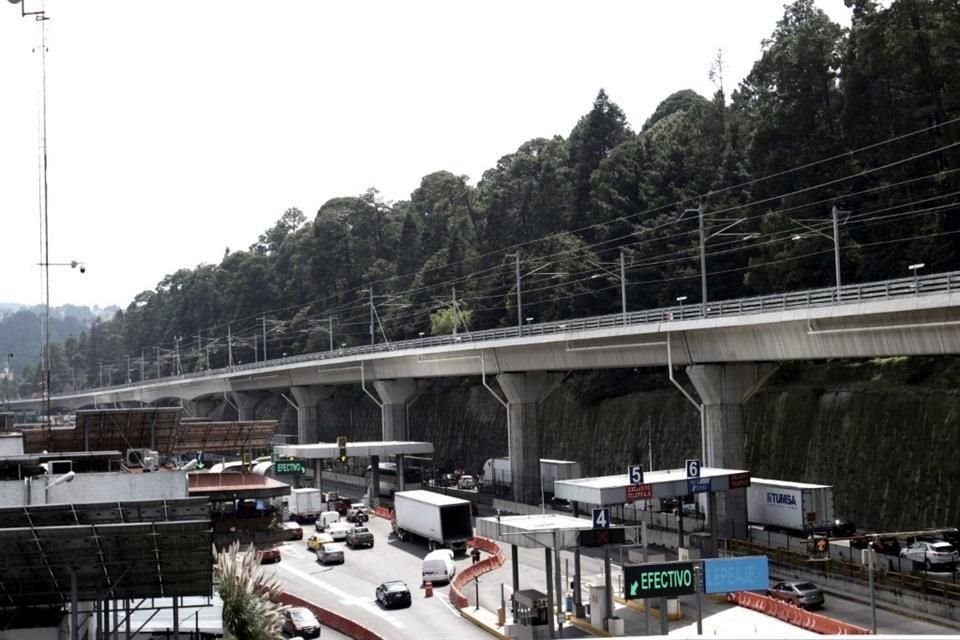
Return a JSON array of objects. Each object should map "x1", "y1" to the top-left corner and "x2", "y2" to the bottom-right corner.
[
  {"x1": 909, "y1": 263, "x2": 925, "y2": 294},
  {"x1": 46, "y1": 470, "x2": 75, "y2": 489}
]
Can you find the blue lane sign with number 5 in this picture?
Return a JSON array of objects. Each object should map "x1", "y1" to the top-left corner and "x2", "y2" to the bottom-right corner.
[
  {"x1": 686, "y1": 459, "x2": 701, "y2": 479},
  {"x1": 592, "y1": 508, "x2": 610, "y2": 529},
  {"x1": 628, "y1": 464, "x2": 644, "y2": 485}
]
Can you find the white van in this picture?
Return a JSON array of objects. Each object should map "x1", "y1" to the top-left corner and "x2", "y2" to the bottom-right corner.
[
  {"x1": 421, "y1": 549, "x2": 456, "y2": 584},
  {"x1": 314, "y1": 511, "x2": 341, "y2": 532}
]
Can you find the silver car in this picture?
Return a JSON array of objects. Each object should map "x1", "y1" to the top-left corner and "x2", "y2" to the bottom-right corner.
[
  {"x1": 317, "y1": 542, "x2": 346, "y2": 565},
  {"x1": 768, "y1": 581, "x2": 825, "y2": 609}
]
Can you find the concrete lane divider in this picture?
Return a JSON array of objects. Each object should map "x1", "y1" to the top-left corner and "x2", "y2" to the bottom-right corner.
[{"x1": 727, "y1": 591, "x2": 872, "y2": 635}]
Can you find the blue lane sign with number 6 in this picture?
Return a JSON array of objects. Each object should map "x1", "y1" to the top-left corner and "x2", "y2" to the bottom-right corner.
[
  {"x1": 592, "y1": 508, "x2": 610, "y2": 529},
  {"x1": 686, "y1": 459, "x2": 701, "y2": 479},
  {"x1": 628, "y1": 464, "x2": 644, "y2": 485}
]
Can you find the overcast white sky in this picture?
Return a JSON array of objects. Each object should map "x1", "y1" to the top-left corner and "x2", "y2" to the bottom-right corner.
[{"x1": 0, "y1": 0, "x2": 851, "y2": 308}]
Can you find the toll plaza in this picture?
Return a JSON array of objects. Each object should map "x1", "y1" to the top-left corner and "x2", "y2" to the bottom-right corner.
[
  {"x1": 274, "y1": 440, "x2": 433, "y2": 505},
  {"x1": 553, "y1": 466, "x2": 752, "y2": 556},
  {"x1": 474, "y1": 512, "x2": 627, "y2": 636}
]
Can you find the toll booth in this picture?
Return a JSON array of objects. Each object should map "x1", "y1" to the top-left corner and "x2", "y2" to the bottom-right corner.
[{"x1": 514, "y1": 589, "x2": 550, "y2": 640}]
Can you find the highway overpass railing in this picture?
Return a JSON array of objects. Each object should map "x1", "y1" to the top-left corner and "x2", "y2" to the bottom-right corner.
[{"x1": 54, "y1": 269, "x2": 960, "y2": 397}]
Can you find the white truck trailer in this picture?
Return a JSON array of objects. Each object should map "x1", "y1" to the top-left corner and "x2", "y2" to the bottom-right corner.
[
  {"x1": 287, "y1": 488, "x2": 326, "y2": 524},
  {"x1": 392, "y1": 490, "x2": 473, "y2": 554},
  {"x1": 480, "y1": 458, "x2": 581, "y2": 496},
  {"x1": 747, "y1": 478, "x2": 835, "y2": 535}
]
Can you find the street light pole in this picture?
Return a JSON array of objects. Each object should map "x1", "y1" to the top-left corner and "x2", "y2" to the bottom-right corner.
[
  {"x1": 508, "y1": 253, "x2": 522, "y2": 331},
  {"x1": 365, "y1": 288, "x2": 375, "y2": 345},
  {"x1": 909, "y1": 263, "x2": 925, "y2": 294},
  {"x1": 619, "y1": 249, "x2": 627, "y2": 325},
  {"x1": 697, "y1": 200, "x2": 707, "y2": 310},
  {"x1": 832, "y1": 204, "x2": 842, "y2": 291}
]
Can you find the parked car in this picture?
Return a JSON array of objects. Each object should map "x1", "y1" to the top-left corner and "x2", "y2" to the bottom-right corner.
[
  {"x1": 900, "y1": 540, "x2": 960, "y2": 570},
  {"x1": 317, "y1": 542, "x2": 346, "y2": 565},
  {"x1": 307, "y1": 533, "x2": 334, "y2": 551},
  {"x1": 282, "y1": 607, "x2": 321, "y2": 638},
  {"x1": 550, "y1": 497, "x2": 572, "y2": 512},
  {"x1": 457, "y1": 475, "x2": 476, "y2": 490},
  {"x1": 346, "y1": 503, "x2": 369, "y2": 523},
  {"x1": 376, "y1": 580, "x2": 412, "y2": 609},
  {"x1": 346, "y1": 526, "x2": 375, "y2": 549},
  {"x1": 768, "y1": 581, "x2": 824, "y2": 609},
  {"x1": 257, "y1": 544, "x2": 281, "y2": 565}
]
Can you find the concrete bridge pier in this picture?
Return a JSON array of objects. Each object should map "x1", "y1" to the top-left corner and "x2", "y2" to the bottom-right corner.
[
  {"x1": 184, "y1": 397, "x2": 217, "y2": 418},
  {"x1": 372, "y1": 379, "x2": 419, "y2": 441},
  {"x1": 687, "y1": 363, "x2": 777, "y2": 539},
  {"x1": 230, "y1": 391, "x2": 265, "y2": 421},
  {"x1": 497, "y1": 371, "x2": 565, "y2": 505},
  {"x1": 290, "y1": 386, "x2": 336, "y2": 444}
]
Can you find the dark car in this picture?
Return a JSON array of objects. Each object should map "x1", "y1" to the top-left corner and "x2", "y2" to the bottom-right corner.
[
  {"x1": 257, "y1": 544, "x2": 281, "y2": 565},
  {"x1": 550, "y1": 497, "x2": 572, "y2": 512},
  {"x1": 282, "y1": 606, "x2": 321, "y2": 638},
  {"x1": 376, "y1": 580, "x2": 412, "y2": 609},
  {"x1": 768, "y1": 581, "x2": 825, "y2": 609}
]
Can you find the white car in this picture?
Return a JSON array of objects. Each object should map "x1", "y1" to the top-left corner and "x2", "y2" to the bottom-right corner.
[
  {"x1": 327, "y1": 521, "x2": 353, "y2": 541},
  {"x1": 900, "y1": 540, "x2": 959, "y2": 570},
  {"x1": 346, "y1": 502, "x2": 369, "y2": 522}
]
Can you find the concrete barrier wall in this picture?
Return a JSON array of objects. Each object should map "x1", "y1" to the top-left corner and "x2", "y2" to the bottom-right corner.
[
  {"x1": 449, "y1": 537, "x2": 505, "y2": 610},
  {"x1": 318, "y1": 471, "x2": 367, "y2": 488},
  {"x1": 276, "y1": 592, "x2": 385, "y2": 640},
  {"x1": 728, "y1": 591, "x2": 871, "y2": 634}
]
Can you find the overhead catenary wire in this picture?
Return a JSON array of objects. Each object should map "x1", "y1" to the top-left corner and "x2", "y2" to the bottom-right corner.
[{"x1": 169, "y1": 119, "x2": 960, "y2": 340}]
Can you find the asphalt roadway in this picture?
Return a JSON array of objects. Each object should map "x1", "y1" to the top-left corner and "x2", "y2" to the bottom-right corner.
[
  {"x1": 263, "y1": 516, "x2": 488, "y2": 640},
  {"x1": 291, "y1": 479, "x2": 960, "y2": 637}
]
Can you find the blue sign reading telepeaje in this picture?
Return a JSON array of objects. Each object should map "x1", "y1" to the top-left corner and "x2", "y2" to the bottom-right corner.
[
  {"x1": 688, "y1": 478, "x2": 712, "y2": 494},
  {"x1": 703, "y1": 556, "x2": 769, "y2": 594}
]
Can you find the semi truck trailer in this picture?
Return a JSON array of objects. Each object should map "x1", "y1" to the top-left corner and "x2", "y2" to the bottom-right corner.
[
  {"x1": 392, "y1": 490, "x2": 473, "y2": 554},
  {"x1": 747, "y1": 478, "x2": 841, "y2": 535},
  {"x1": 480, "y1": 458, "x2": 581, "y2": 496}
]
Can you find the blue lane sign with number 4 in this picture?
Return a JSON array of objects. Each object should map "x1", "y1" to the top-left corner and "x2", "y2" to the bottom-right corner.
[
  {"x1": 592, "y1": 508, "x2": 610, "y2": 529},
  {"x1": 686, "y1": 459, "x2": 701, "y2": 479},
  {"x1": 628, "y1": 464, "x2": 644, "y2": 485}
]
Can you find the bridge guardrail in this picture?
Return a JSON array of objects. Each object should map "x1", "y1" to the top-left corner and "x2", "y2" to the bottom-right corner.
[
  {"x1": 725, "y1": 538, "x2": 960, "y2": 603},
  {"x1": 51, "y1": 269, "x2": 960, "y2": 397}
]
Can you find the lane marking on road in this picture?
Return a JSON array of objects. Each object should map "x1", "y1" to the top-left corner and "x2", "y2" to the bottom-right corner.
[{"x1": 279, "y1": 563, "x2": 407, "y2": 630}]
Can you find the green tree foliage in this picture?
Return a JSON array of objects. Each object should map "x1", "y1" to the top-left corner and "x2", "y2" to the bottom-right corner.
[
  {"x1": 214, "y1": 542, "x2": 287, "y2": 640},
  {"x1": 36, "y1": 0, "x2": 960, "y2": 383}
]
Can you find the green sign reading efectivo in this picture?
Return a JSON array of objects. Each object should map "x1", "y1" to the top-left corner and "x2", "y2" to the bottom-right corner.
[
  {"x1": 624, "y1": 561, "x2": 696, "y2": 599},
  {"x1": 274, "y1": 460, "x2": 306, "y2": 475}
]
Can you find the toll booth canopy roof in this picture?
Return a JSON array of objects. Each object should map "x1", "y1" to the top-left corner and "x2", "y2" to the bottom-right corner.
[
  {"x1": 0, "y1": 497, "x2": 212, "y2": 607},
  {"x1": 553, "y1": 467, "x2": 750, "y2": 505},
  {"x1": 474, "y1": 513, "x2": 594, "y2": 549},
  {"x1": 189, "y1": 473, "x2": 291, "y2": 500},
  {"x1": 275, "y1": 441, "x2": 434, "y2": 459}
]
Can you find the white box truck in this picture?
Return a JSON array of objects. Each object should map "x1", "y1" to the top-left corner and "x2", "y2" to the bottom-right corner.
[
  {"x1": 288, "y1": 488, "x2": 325, "y2": 524},
  {"x1": 392, "y1": 490, "x2": 473, "y2": 554},
  {"x1": 480, "y1": 457, "x2": 581, "y2": 496},
  {"x1": 747, "y1": 478, "x2": 835, "y2": 535}
]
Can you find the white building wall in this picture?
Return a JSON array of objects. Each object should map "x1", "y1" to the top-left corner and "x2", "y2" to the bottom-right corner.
[{"x1": 0, "y1": 471, "x2": 189, "y2": 507}]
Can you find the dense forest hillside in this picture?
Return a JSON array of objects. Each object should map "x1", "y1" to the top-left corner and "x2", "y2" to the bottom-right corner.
[{"x1": 12, "y1": 0, "x2": 960, "y2": 394}]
